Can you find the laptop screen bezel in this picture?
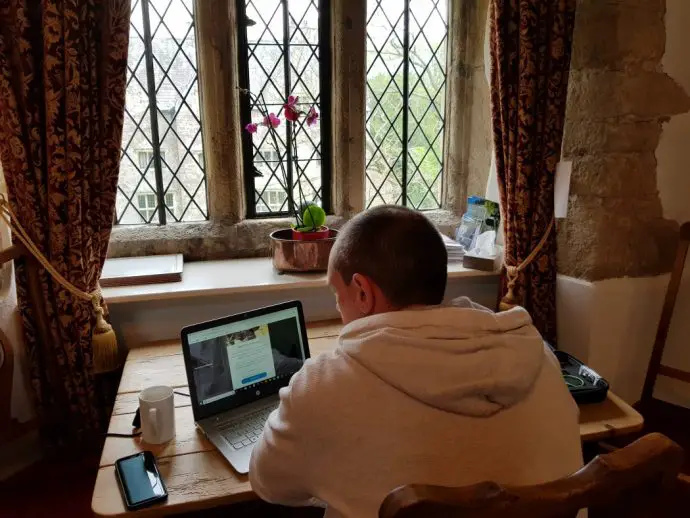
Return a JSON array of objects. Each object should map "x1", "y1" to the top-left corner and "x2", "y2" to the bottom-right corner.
[{"x1": 180, "y1": 300, "x2": 311, "y2": 422}]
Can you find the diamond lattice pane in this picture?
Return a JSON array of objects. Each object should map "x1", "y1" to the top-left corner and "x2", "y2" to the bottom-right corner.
[
  {"x1": 407, "y1": 0, "x2": 447, "y2": 209},
  {"x1": 365, "y1": 0, "x2": 448, "y2": 210},
  {"x1": 244, "y1": 0, "x2": 325, "y2": 216},
  {"x1": 365, "y1": 0, "x2": 406, "y2": 208},
  {"x1": 117, "y1": 0, "x2": 208, "y2": 224}
]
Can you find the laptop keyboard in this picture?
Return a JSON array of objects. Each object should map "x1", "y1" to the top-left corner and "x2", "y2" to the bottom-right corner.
[{"x1": 217, "y1": 404, "x2": 277, "y2": 451}]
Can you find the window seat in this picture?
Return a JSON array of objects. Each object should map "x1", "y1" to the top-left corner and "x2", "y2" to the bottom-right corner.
[
  {"x1": 103, "y1": 256, "x2": 499, "y2": 348},
  {"x1": 101, "y1": 256, "x2": 496, "y2": 305}
]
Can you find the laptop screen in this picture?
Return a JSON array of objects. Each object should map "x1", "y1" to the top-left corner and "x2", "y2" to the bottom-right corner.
[{"x1": 185, "y1": 306, "x2": 306, "y2": 408}]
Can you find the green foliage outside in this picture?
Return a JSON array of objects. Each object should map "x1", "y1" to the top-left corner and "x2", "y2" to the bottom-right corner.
[{"x1": 366, "y1": 38, "x2": 447, "y2": 210}]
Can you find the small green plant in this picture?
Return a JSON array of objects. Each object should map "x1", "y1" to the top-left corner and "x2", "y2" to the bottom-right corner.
[{"x1": 294, "y1": 204, "x2": 326, "y2": 232}]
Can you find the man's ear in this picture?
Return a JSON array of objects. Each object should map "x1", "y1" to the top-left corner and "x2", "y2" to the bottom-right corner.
[{"x1": 351, "y1": 273, "x2": 375, "y2": 316}]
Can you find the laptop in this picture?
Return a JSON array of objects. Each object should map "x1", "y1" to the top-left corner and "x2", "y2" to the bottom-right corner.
[{"x1": 180, "y1": 300, "x2": 310, "y2": 474}]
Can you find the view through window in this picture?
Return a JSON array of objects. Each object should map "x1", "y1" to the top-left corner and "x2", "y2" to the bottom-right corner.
[
  {"x1": 365, "y1": 0, "x2": 448, "y2": 210},
  {"x1": 237, "y1": 0, "x2": 331, "y2": 217},
  {"x1": 118, "y1": 0, "x2": 207, "y2": 225}
]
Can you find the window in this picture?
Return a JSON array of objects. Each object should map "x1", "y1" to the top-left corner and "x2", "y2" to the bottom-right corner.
[
  {"x1": 137, "y1": 150, "x2": 165, "y2": 170},
  {"x1": 265, "y1": 188, "x2": 288, "y2": 211},
  {"x1": 237, "y1": 0, "x2": 332, "y2": 217},
  {"x1": 137, "y1": 192, "x2": 175, "y2": 223},
  {"x1": 365, "y1": 0, "x2": 448, "y2": 210},
  {"x1": 109, "y1": 1, "x2": 473, "y2": 261},
  {"x1": 118, "y1": 0, "x2": 208, "y2": 225},
  {"x1": 259, "y1": 147, "x2": 281, "y2": 163}
]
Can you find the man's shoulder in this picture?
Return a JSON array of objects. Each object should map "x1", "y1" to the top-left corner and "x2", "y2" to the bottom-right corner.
[
  {"x1": 284, "y1": 350, "x2": 355, "y2": 402},
  {"x1": 297, "y1": 349, "x2": 350, "y2": 384}
]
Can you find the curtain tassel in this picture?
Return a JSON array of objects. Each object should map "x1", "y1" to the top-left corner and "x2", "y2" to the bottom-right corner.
[
  {"x1": 91, "y1": 290, "x2": 121, "y2": 374},
  {"x1": 0, "y1": 195, "x2": 122, "y2": 374},
  {"x1": 499, "y1": 218, "x2": 555, "y2": 312},
  {"x1": 499, "y1": 265, "x2": 521, "y2": 311}
]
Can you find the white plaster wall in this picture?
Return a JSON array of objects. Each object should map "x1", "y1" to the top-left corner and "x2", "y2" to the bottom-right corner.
[
  {"x1": 0, "y1": 169, "x2": 34, "y2": 424},
  {"x1": 557, "y1": 0, "x2": 690, "y2": 406},
  {"x1": 0, "y1": 164, "x2": 40, "y2": 480},
  {"x1": 651, "y1": 0, "x2": 690, "y2": 406},
  {"x1": 658, "y1": 0, "x2": 690, "y2": 225},
  {"x1": 110, "y1": 276, "x2": 500, "y2": 348}
]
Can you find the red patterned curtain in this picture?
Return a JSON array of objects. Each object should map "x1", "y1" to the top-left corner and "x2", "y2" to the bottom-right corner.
[
  {"x1": 489, "y1": 0, "x2": 576, "y2": 342},
  {"x1": 0, "y1": 1, "x2": 130, "y2": 443}
]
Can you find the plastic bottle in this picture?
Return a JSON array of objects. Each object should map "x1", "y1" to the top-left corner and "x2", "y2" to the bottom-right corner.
[{"x1": 455, "y1": 196, "x2": 487, "y2": 252}]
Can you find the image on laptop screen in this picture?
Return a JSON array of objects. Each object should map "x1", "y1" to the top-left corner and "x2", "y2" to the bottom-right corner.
[{"x1": 186, "y1": 307, "x2": 306, "y2": 407}]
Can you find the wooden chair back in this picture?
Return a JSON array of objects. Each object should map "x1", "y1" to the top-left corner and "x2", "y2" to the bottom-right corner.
[
  {"x1": 379, "y1": 433, "x2": 683, "y2": 518},
  {"x1": 640, "y1": 222, "x2": 690, "y2": 404}
]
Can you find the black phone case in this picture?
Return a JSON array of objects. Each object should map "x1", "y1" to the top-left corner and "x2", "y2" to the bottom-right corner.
[
  {"x1": 115, "y1": 451, "x2": 168, "y2": 511},
  {"x1": 554, "y1": 350, "x2": 610, "y2": 405}
]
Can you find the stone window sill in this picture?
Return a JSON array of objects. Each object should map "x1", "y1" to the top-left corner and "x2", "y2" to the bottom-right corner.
[
  {"x1": 101, "y1": 255, "x2": 497, "y2": 305},
  {"x1": 107, "y1": 210, "x2": 462, "y2": 261}
]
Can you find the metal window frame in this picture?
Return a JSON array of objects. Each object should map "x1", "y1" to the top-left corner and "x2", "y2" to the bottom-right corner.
[
  {"x1": 236, "y1": 0, "x2": 332, "y2": 219},
  {"x1": 365, "y1": 0, "x2": 448, "y2": 210}
]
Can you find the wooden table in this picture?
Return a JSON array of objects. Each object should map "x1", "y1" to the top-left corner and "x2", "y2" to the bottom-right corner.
[{"x1": 92, "y1": 320, "x2": 644, "y2": 517}]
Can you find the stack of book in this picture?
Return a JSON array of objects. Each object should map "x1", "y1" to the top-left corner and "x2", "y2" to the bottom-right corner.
[{"x1": 439, "y1": 233, "x2": 465, "y2": 262}]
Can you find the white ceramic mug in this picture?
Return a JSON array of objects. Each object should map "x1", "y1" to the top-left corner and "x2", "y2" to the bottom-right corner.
[{"x1": 139, "y1": 385, "x2": 175, "y2": 444}]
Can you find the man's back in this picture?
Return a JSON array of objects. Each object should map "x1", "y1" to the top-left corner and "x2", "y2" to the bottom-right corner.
[{"x1": 249, "y1": 300, "x2": 583, "y2": 518}]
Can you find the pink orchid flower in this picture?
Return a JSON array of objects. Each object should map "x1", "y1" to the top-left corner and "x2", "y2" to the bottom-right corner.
[
  {"x1": 284, "y1": 95, "x2": 300, "y2": 122},
  {"x1": 245, "y1": 122, "x2": 258, "y2": 134},
  {"x1": 306, "y1": 106, "x2": 319, "y2": 126},
  {"x1": 262, "y1": 113, "x2": 281, "y2": 128}
]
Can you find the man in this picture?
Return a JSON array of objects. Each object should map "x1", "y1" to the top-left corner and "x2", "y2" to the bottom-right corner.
[{"x1": 250, "y1": 206, "x2": 582, "y2": 518}]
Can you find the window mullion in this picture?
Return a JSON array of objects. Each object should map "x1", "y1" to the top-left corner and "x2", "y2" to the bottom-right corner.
[
  {"x1": 282, "y1": 0, "x2": 295, "y2": 216},
  {"x1": 318, "y1": 0, "x2": 332, "y2": 213},
  {"x1": 141, "y1": 0, "x2": 167, "y2": 225},
  {"x1": 401, "y1": 0, "x2": 411, "y2": 208}
]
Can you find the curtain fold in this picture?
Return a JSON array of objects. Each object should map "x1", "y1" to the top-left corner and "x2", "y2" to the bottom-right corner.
[
  {"x1": 489, "y1": 0, "x2": 576, "y2": 342},
  {"x1": 0, "y1": 0, "x2": 130, "y2": 443}
]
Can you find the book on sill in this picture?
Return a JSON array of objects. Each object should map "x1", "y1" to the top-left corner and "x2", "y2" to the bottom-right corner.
[
  {"x1": 439, "y1": 233, "x2": 465, "y2": 262},
  {"x1": 100, "y1": 254, "x2": 184, "y2": 288}
]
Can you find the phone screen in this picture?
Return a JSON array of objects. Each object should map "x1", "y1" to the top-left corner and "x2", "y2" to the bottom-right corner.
[{"x1": 115, "y1": 452, "x2": 167, "y2": 510}]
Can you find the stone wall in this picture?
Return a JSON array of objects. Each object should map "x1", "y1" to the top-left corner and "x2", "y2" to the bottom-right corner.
[
  {"x1": 444, "y1": 0, "x2": 493, "y2": 214},
  {"x1": 559, "y1": 0, "x2": 690, "y2": 280}
]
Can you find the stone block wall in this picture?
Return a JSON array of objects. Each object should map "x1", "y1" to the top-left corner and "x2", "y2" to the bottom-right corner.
[{"x1": 559, "y1": 0, "x2": 690, "y2": 280}]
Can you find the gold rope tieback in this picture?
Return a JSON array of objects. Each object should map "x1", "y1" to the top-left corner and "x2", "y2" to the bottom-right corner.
[
  {"x1": 499, "y1": 217, "x2": 555, "y2": 312},
  {"x1": 0, "y1": 194, "x2": 120, "y2": 374}
]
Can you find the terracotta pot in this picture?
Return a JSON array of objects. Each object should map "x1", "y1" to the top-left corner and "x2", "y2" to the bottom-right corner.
[
  {"x1": 270, "y1": 228, "x2": 338, "y2": 273},
  {"x1": 291, "y1": 226, "x2": 330, "y2": 241}
]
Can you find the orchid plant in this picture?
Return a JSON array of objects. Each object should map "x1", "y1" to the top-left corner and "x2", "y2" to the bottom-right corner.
[{"x1": 240, "y1": 88, "x2": 326, "y2": 232}]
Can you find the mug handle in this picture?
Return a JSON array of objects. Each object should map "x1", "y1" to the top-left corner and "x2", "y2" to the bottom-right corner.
[{"x1": 148, "y1": 407, "x2": 158, "y2": 440}]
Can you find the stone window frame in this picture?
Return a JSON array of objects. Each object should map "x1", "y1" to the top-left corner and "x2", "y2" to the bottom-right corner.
[{"x1": 109, "y1": 0, "x2": 490, "y2": 260}]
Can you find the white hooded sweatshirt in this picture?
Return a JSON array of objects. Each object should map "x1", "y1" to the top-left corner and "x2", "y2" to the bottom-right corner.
[{"x1": 249, "y1": 298, "x2": 583, "y2": 518}]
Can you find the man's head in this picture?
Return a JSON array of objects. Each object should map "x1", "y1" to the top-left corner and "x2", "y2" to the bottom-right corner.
[{"x1": 327, "y1": 206, "x2": 448, "y2": 324}]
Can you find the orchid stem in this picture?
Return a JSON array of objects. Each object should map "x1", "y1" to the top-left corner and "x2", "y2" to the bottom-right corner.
[
  {"x1": 240, "y1": 87, "x2": 315, "y2": 227},
  {"x1": 292, "y1": 122, "x2": 314, "y2": 230},
  {"x1": 253, "y1": 90, "x2": 295, "y2": 220}
]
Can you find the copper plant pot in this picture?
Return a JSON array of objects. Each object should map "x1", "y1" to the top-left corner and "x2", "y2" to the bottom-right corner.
[{"x1": 270, "y1": 228, "x2": 338, "y2": 273}]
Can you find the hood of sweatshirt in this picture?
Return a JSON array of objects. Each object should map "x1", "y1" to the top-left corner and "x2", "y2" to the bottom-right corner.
[{"x1": 338, "y1": 297, "x2": 546, "y2": 417}]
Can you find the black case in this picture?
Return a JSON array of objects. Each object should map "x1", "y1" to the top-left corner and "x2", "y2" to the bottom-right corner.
[
  {"x1": 554, "y1": 350, "x2": 609, "y2": 405},
  {"x1": 115, "y1": 451, "x2": 168, "y2": 511}
]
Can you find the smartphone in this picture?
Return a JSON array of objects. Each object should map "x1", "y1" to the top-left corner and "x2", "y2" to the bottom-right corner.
[{"x1": 115, "y1": 451, "x2": 168, "y2": 511}]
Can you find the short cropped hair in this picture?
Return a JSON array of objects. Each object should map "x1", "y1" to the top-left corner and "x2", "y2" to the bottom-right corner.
[{"x1": 331, "y1": 206, "x2": 447, "y2": 307}]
